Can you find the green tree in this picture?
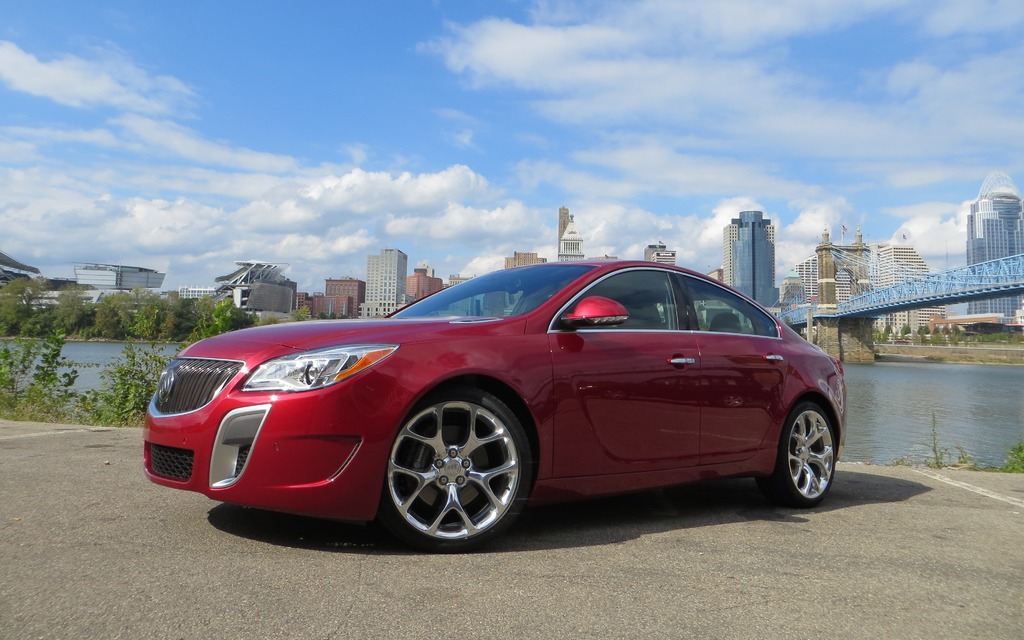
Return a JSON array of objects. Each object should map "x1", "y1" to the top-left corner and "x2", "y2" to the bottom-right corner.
[{"x1": 0, "y1": 277, "x2": 47, "y2": 336}]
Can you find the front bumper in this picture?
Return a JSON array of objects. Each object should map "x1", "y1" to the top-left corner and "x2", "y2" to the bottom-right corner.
[{"x1": 143, "y1": 370, "x2": 405, "y2": 522}]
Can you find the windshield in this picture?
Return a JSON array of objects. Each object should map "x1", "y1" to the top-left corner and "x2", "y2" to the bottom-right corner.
[{"x1": 394, "y1": 264, "x2": 595, "y2": 319}]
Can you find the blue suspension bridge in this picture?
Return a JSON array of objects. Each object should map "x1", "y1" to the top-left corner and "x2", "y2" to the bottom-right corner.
[{"x1": 774, "y1": 229, "x2": 1024, "y2": 362}]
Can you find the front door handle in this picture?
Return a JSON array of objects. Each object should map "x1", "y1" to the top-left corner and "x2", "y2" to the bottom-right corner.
[
  {"x1": 764, "y1": 354, "x2": 785, "y2": 362},
  {"x1": 668, "y1": 356, "x2": 697, "y2": 366}
]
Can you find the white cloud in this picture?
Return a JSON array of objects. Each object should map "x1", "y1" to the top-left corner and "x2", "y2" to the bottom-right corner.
[{"x1": 0, "y1": 40, "x2": 193, "y2": 114}]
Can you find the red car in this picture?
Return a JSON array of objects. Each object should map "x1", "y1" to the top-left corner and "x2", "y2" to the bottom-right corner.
[{"x1": 144, "y1": 261, "x2": 845, "y2": 552}]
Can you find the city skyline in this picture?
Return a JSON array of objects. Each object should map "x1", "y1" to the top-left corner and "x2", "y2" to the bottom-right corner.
[{"x1": 1, "y1": 3, "x2": 1022, "y2": 291}]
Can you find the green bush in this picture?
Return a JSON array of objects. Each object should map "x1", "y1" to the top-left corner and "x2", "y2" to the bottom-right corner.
[
  {"x1": 79, "y1": 342, "x2": 175, "y2": 427},
  {"x1": 1000, "y1": 442, "x2": 1024, "y2": 473},
  {"x1": 0, "y1": 333, "x2": 80, "y2": 422}
]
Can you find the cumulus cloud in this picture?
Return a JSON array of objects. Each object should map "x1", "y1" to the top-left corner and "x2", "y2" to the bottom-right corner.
[{"x1": 0, "y1": 40, "x2": 193, "y2": 114}]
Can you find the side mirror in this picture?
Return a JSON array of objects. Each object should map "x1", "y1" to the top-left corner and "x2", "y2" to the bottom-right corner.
[{"x1": 562, "y1": 296, "x2": 629, "y2": 328}]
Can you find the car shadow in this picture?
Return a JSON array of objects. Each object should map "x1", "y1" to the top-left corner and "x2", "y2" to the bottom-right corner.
[{"x1": 205, "y1": 468, "x2": 930, "y2": 554}]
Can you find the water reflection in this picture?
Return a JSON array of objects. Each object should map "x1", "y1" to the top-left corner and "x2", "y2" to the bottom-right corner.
[{"x1": 844, "y1": 362, "x2": 1024, "y2": 466}]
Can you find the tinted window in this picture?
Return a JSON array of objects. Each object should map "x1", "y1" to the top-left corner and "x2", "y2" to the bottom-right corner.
[
  {"x1": 681, "y1": 275, "x2": 778, "y2": 337},
  {"x1": 394, "y1": 264, "x2": 594, "y2": 318},
  {"x1": 565, "y1": 269, "x2": 679, "y2": 330}
]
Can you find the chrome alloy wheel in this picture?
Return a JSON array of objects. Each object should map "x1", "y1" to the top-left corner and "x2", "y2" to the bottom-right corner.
[
  {"x1": 386, "y1": 399, "x2": 522, "y2": 542},
  {"x1": 786, "y1": 408, "x2": 834, "y2": 500}
]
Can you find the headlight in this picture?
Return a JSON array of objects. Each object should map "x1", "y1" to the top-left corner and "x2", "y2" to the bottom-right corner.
[{"x1": 242, "y1": 345, "x2": 398, "y2": 392}]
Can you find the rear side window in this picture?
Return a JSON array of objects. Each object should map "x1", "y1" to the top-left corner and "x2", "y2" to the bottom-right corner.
[{"x1": 680, "y1": 275, "x2": 778, "y2": 338}]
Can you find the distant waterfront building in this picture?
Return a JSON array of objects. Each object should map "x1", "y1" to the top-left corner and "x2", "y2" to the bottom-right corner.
[
  {"x1": 723, "y1": 211, "x2": 778, "y2": 307},
  {"x1": 448, "y1": 274, "x2": 471, "y2": 287},
  {"x1": 644, "y1": 243, "x2": 677, "y2": 265},
  {"x1": 558, "y1": 210, "x2": 585, "y2": 261},
  {"x1": 361, "y1": 248, "x2": 408, "y2": 317},
  {"x1": 177, "y1": 286, "x2": 216, "y2": 299},
  {"x1": 214, "y1": 261, "x2": 295, "y2": 314},
  {"x1": 871, "y1": 243, "x2": 945, "y2": 332},
  {"x1": 315, "y1": 277, "x2": 366, "y2": 318},
  {"x1": 966, "y1": 171, "x2": 1024, "y2": 318},
  {"x1": 505, "y1": 251, "x2": 548, "y2": 269},
  {"x1": 74, "y1": 263, "x2": 166, "y2": 290},
  {"x1": 406, "y1": 266, "x2": 443, "y2": 301}
]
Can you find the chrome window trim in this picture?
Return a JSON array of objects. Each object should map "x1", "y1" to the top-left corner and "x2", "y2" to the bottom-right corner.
[{"x1": 547, "y1": 266, "x2": 681, "y2": 334}]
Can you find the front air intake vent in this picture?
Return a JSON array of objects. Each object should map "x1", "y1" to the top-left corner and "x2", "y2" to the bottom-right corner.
[
  {"x1": 150, "y1": 444, "x2": 194, "y2": 481},
  {"x1": 153, "y1": 358, "x2": 243, "y2": 415}
]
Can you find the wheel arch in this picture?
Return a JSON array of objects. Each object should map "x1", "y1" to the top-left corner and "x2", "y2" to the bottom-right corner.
[{"x1": 789, "y1": 390, "x2": 842, "y2": 450}]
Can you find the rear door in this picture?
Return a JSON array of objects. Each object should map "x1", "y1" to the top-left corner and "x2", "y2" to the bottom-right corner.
[{"x1": 678, "y1": 275, "x2": 788, "y2": 464}]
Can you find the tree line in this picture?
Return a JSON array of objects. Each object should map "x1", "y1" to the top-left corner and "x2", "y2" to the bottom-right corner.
[{"x1": 0, "y1": 277, "x2": 254, "y2": 341}]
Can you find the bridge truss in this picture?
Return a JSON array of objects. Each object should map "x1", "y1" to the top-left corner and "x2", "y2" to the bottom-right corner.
[{"x1": 777, "y1": 252, "x2": 1024, "y2": 326}]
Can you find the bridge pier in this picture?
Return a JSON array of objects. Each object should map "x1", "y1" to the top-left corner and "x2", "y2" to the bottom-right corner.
[{"x1": 812, "y1": 317, "x2": 875, "y2": 363}]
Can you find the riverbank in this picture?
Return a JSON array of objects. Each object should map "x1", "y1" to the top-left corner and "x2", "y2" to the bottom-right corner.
[{"x1": 874, "y1": 343, "x2": 1024, "y2": 365}]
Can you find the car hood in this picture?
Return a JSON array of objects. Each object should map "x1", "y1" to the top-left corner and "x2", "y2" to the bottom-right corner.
[{"x1": 176, "y1": 317, "x2": 523, "y2": 363}]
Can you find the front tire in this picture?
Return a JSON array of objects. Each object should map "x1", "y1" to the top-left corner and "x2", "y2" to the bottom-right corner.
[
  {"x1": 378, "y1": 387, "x2": 533, "y2": 552},
  {"x1": 758, "y1": 402, "x2": 836, "y2": 508}
]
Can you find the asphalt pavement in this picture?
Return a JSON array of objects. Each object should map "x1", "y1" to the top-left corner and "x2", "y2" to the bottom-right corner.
[{"x1": 1, "y1": 419, "x2": 1022, "y2": 639}]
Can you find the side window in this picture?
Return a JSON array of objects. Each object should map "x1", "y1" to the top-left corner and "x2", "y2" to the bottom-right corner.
[
  {"x1": 681, "y1": 275, "x2": 778, "y2": 338},
  {"x1": 567, "y1": 270, "x2": 679, "y2": 330}
]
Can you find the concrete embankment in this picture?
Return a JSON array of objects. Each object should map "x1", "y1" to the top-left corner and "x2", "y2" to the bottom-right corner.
[{"x1": 874, "y1": 343, "x2": 1024, "y2": 364}]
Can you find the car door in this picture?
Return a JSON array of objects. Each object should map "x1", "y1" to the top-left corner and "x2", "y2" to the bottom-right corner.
[
  {"x1": 678, "y1": 274, "x2": 788, "y2": 465},
  {"x1": 549, "y1": 268, "x2": 702, "y2": 476}
]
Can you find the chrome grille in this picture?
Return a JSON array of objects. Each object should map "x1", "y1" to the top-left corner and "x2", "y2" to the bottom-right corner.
[
  {"x1": 153, "y1": 358, "x2": 243, "y2": 415},
  {"x1": 150, "y1": 444, "x2": 194, "y2": 481}
]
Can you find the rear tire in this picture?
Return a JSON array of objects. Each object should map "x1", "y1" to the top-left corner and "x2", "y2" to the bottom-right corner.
[
  {"x1": 378, "y1": 387, "x2": 532, "y2": 552},
  {"x1": 758, "y1": 402, "x2": 836, "y2": 508}
]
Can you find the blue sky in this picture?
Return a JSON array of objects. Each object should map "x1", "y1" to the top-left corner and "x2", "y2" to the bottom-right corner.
[{"x1": 2, "y1": 0, "x2": 1022, "y2": 291}]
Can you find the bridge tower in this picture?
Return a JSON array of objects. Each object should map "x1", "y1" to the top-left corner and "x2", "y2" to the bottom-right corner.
[{"x1": 811, "y1": 228, "x2": 875, "y2": 363}]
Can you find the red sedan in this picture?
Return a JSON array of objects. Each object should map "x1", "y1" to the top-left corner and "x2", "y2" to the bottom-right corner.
[{"x1": 144, "y1": 261, "x2": 845, "y2": 552}]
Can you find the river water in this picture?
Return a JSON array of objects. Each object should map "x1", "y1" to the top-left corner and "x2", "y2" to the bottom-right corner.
[{"x1": 56, "y1": 342, "x2": 1024, "y2": 467}]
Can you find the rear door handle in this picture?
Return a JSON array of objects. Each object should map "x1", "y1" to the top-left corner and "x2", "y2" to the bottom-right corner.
[{"x1": 764, "y1": 354, "x2": 784, "y2": 362}]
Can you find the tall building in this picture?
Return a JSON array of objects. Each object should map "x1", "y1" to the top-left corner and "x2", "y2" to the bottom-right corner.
[
  {"x1": 723, "y1": 211, "x2": 778, "y2": 307},
  {"x1": 557, "y1": 206, "x2": 571, "y2": 246},
  {"x1": 644, "y1": 243, "x2": 677, "y2": 265},
  {"x1": 967, "y1": 171, "x2": 1024, "y2": 317},
  {"x1": 790, "y1": 255, "x2": 818, "y2": 304},
  {"x1": 871, "y1": 243, "x2": 945, "y2": 332},
  {"x1": 558, "y1": 212, "x2": 585, "y2": 261},
  {"x1": 361, "y1": 248, "x2": 408, "y2": 317},
  {"x1": 406, "y1": 266, "x2": 443, "y2": 301}
]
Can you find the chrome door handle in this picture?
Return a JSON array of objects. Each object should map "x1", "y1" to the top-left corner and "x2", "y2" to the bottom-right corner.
[
  {"x1": 764, "y1": 354, "x2": 784, "y2": 362},
  {"x1": 668, "y1": 357, "x2": 697, "y2": 366}
]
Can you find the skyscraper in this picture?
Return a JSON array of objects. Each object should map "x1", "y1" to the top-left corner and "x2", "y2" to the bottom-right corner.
[
  {"x1": 723, "y1": 211, "x2": 778, "y2": 307},
  {"x1": 558, "y1": 211, "x2": 585, "y2": 261},
  {"x1": 557, "y1": 206, "x2": 571, "y2": 247},
  {"x1": 871, "y1": 243, "x2": 944, "y2": 332},
  {"x1": 967, "y1": 171, "x2": 1024, "y2": 317},
  {"x1": 361, "y1": 248, "x2": 408, "y2": 317}
]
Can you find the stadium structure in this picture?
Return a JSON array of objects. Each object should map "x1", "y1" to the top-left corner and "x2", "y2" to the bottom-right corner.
[
  {"x1": 0, "y1": 249, "x2": 41, "y2": 285},
  {"x1": 74, "y1": 263, "x2": 166, "y2": 290},
  {"x1": 214, "y1": 261, "x2": 296, "y2": 314}
]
